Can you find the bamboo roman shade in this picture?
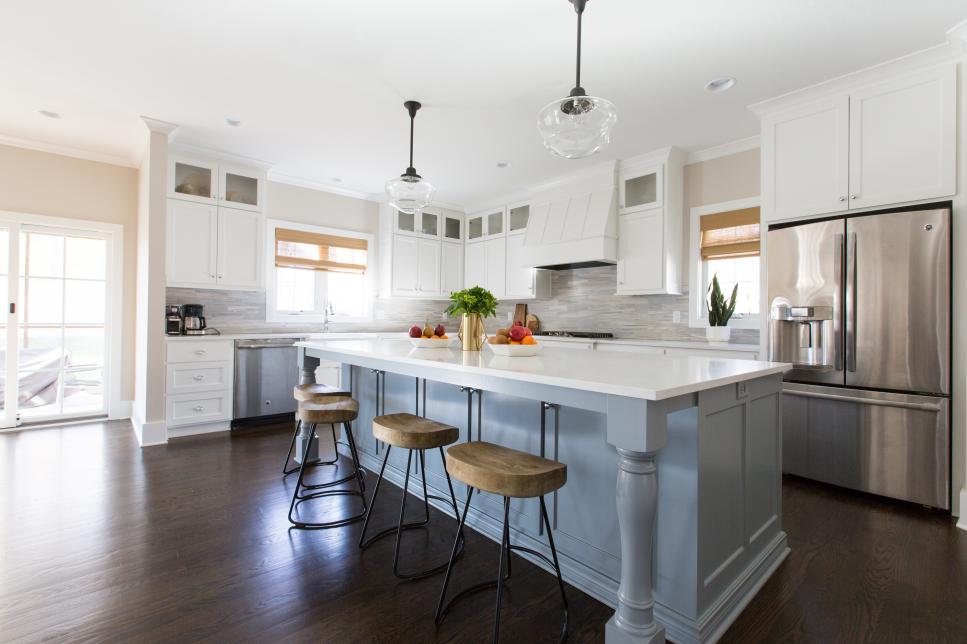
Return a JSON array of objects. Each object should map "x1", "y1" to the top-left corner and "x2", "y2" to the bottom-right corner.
[
  {"x1": 699, "y1": 207, "x2": 761, "y2": 259},
  {"x1": 274, "y1": 228, "x2": 368, "y2": 273}
]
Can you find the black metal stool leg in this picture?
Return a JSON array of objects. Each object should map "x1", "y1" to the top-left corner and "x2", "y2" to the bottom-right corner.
[
  {"x1": 493, "y1": 496, "x2": 511, "y2": 644},
  {"x1": 540, "y1": 495, "x2": 569, "y2": 643},
  {"x1": 358, "y1": 445, "x2": 393, "y2": 547},
  {"x1": 436, "y1": 487, "x2": 474, "y2": 624}
]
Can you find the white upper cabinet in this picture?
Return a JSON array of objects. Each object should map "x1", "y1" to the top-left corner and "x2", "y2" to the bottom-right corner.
[
  {"x1": 758, "y1": 63, "x2": 956, "y2": 223},
  {"x1": 441, "y1": 240, "x2": 464, "y2": 295},
  {"x1": 167, "y1": 200, "x2": 217, "y2": 287},
  {"x1": 170, "y1": 156, "x2": 217, "y2": 205},
  {"x1": 508, "y1": 204, "x2": 530, "y2": 233},
  {"x1": 762, "y1": 97, "x2": 849, "y2": 221},
  {"x1": 216, "y1": 207, "x2": 262, "y2": 289},
  {"x1": 170, "y1": 154, "x2": 266, "y2": 212},
  {"x1": 619, "y1": 164, "x2": 663, "y2": 215},
  {"x1": 615, "y1": 147, "x2": 684, "y2": 295},
  {"x1": 417, "y1": 238, "x2": 441, "y2": 295},
  {"x1": 505, "y1": 231, "x2": 551, "y2": 300},
  {"x1": 465, "y1": 239, "x2": 487, "y2": 290},
  {"x1": 847, "y1": 65, "x2": 956, "y2": 210},
  {"x1": 443, "y1": 210, "x2": 464, "y2": 242},
  {"x1": 167, "y1": 152, "x2": 265, "y2": 290},
  {"x1": 467, "y1": 207, "x2": 505, "y2": 241},
  {"x1": 219, "y1": 165, "x2": 263, "y2": 211},
  {"x1": 484, "y1": 237, "x2": 506, "y2": 299},
  {"x1": 391, "y1": 235, "x2": 420, "y2": 294}
]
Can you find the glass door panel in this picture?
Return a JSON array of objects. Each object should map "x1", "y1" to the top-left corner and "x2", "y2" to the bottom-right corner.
[
  {"x1": 223, "y1": 172, "x2": 259, "y2": 207},
  {"x1": 173, "y1": 161, "x2": 214, "y2": 200}
]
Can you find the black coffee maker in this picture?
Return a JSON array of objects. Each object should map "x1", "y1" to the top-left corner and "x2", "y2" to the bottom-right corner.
[{"x1": 181, "y1": 304, "x2": 219, "y2": 335}]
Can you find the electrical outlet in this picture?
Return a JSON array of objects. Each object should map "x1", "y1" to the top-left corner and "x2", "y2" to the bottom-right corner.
[
  {"x1": 673, "y1": 310, "x2": 681, "y2": 324},
  {"x1": 736, "y1": 381, "x2": 748, "y2": 399}
]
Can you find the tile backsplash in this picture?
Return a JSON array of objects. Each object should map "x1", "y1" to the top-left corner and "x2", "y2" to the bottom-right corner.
[{"x1": 167, "y1": 265, "x2": 758, "y2": 344}]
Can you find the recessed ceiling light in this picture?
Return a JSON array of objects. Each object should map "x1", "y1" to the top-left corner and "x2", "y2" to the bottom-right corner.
[
  {"x1": 704, "y1": 77, "x2": 737, "y2": 93},
  {"x1": 38, "y1": 110, "x2": 60, "y2": 119},
  {"x1": 496, "y1": 162, "x2": 510, "y2": 169},
  {"x1": 226, "y1": 117, "x2": 242, "y2": 127}
]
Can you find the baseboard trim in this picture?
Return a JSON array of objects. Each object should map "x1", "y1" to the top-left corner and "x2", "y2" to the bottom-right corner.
[
  {"x1": 109, "y1": 399, "x2": 133, "y2": 420},
  {"x1": 957, "y1": 488, "x2": 967, "y2": 532},
  {"x1": 131, "y1": 410, "x2": 167, "y2": 447}
]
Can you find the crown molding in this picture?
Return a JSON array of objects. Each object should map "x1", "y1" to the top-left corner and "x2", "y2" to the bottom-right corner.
[
  {"x1": 749, "y1": 28, "x2": 965, "y2": 116},
  {"x1": 267, "y1": 170, "x2": 380, "y2": 202},
  {"x1": 140, "y1": 116, "x2": 178, "y2": 135},
  {"x1": 0, "y1": 132, "x2": 138, "y2": 168},
  {"x1": 169, "y1": 139, "x2": 274, "y2": 171},
  {"x1": 686, "y1": 136, "x2": 760, "y2": 165}
]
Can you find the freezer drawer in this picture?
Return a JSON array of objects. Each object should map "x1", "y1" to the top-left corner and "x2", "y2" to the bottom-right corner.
[{"x1": 782, "y1": 383, "x2": 949, "y2": 508}]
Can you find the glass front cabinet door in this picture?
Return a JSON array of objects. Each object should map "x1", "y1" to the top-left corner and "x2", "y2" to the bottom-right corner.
[
  {"x1": 420, "y1": 209, "x2": 440, "y2": 237},
  {"x1": 443, "y1": 212, "x2": 463, "y2": 242},
  {"x1": 619, "y1": 165, "x2": 664, "y2": 214},
  {"x1": 508, "y1": 204, "x2": 530, "y2": 233},
  {"x1": 170, "y1": 156, "x2": 217, "y2": 204},
  {"x1": 219, "y1": 165, "x2": 263, "y2": 211}
]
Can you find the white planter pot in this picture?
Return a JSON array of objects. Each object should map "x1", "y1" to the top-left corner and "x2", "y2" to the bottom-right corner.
[{"x1": 706, "y1": 326, "x2": 731, "y2": 344}]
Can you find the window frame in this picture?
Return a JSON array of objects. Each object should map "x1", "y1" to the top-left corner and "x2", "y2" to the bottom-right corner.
[
  {"x1": 688, "y1": 197, "x2": 761, "y2": 330},
  {"x1": 265, "y1": 218, "x2": 374, "y2": 324}
]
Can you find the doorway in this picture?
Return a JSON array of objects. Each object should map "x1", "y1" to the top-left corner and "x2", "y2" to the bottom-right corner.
[{"x1": 0, "y1": 214, "x2": 121, "y2": 428}]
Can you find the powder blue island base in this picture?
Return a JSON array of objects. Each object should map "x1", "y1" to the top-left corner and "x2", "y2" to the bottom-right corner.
[{"x1": 297, "y1": 338, "x2": 791, "y2": 644}]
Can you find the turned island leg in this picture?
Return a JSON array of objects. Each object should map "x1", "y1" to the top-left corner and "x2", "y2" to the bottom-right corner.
[
  {"x1": 606, "y1": 448, "x2": 664, "y2": 643},
  {"x1": 295, "y1": 349, "x2": 321, "y2": 463}
]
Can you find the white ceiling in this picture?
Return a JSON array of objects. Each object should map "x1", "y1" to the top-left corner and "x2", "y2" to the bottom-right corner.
[{"x1": 1, "y1": 1, "x2": 964, "y2": 206}]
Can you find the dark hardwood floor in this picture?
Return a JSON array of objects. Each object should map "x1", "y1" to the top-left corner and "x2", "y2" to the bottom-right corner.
[{"x1": 1, "y1": 420, "x2": 965, "y2": 643}]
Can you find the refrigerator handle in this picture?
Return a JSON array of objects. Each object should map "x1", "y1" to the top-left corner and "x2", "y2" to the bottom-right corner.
[
  {"x1": 845, "y1": 232, "x2": 857, "y2": 372},
  {"x1": 833, "y1": 233, "x2": 843, "y2": 371}
]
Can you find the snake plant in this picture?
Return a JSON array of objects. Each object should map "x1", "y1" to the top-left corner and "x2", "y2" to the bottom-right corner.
[{"x1": 707, "y1": 274, "x2": 738, "y2": 327}]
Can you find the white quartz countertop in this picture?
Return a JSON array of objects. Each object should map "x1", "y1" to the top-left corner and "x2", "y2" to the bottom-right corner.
[
  {"x1": 166, "y1": 332, "x2": 400, "y2": 342},
  {"x1": 298, "y1": 338, "x2": 789, "y2": 401},
  {"x1": 535, "y1": 336, "x2": 760, "y2": 351}
]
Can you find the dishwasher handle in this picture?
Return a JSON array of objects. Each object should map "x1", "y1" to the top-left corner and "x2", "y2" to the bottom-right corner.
[{"x1": 235, "y1": 337, "x2": 302, "y2": 349}]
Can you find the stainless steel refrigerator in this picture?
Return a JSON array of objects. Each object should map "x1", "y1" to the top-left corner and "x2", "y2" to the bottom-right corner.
[{"x1": 767, "y1": 205, "x2": 951, "y2": 509}]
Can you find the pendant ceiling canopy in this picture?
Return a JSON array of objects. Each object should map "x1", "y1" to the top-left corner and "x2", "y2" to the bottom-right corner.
[
  {"x1": 537, "y1": 0, "x2": 617, "y2": 159},
  {"x1": 385, "y1": 100, "x2": 435, "y2": 214}
]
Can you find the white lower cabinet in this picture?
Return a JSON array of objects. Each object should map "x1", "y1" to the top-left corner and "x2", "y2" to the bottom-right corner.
[
  {"x1": 165, "y1": 339, "x2": 234, "y2": 434},
  {"x1": 166, "y1": 199, "x2": 263, "y2": 290},
  {"x1": 504, "y1": 233, "x2": 550, "y2": 300}
]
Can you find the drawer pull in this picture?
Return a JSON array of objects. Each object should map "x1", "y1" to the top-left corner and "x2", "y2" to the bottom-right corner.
[
  {"x1": 193, "y1": 405, "x2": 204, "y2": 412},
  {"x1": 193, "y1": 375, "x2": 205, "y2": 381},
  {"x1": 194, "y1": 350, "x2": 207, "y2": 356}
]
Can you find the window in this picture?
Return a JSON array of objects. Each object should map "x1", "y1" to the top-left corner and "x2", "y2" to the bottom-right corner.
[
  {"x1": 688, "y1": 199, "x2": 761, "y2": 329},
  {"x1": 266, "y1": 220, "x2": 373, "y2": 323}
]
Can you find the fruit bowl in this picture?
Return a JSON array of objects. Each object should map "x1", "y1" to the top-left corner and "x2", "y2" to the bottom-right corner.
[
  {"x1": 486, "y1": 342, "x2": 542, "y2": 357},
  {"x1": 409, "y1": 337, "x2": 456, "y2": 348}
]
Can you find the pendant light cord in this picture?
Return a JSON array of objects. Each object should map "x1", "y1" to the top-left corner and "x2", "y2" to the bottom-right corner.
[
  {"x1": 409, "y1": 113, "x2": 415, "y2": 170},
  {"x1": 575, "y1": 9, "x2": 582, "y2": 90}
]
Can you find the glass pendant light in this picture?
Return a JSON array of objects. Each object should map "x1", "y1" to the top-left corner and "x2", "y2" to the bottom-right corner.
[
  {"x1": 385, "y1": 100, "x2": 435, "y2": 214},
  {"x1": 537, "y1": 0, "x2": 617, "y2": 159}
]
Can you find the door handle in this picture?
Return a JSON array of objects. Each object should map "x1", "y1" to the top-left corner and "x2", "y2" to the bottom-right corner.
[
  {"x1": 785, "y1": 389, "x2": 942, "y2": 412},
  {"x1": 845, "y1": 232, "x2": 857, "y2": 373},
  {"x1": 833, "y1": 233, "x2": 843, "y2": 372},
  {"x1": 194, "y1": 350, "x2": 207, "y2": 356}
]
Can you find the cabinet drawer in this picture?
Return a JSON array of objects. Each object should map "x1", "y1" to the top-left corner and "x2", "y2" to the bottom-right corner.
[
  {"x1": 167, "y1": 340, "x2": 234, "y2": 364},
  {"x1": 166, "y1": 390, "x2": 233, "y2": 427},
  {"x1": 167, "y1": 361, "x2": 233, "y2": 394}
]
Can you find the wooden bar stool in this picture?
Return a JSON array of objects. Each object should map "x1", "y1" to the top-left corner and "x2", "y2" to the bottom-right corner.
[
  {"x1": 283, "y1": 383, "x2": 351, "y2": 476},
  {"x1": 435, "y1": 441, "x2": 569, "y2": 643},
  {"x1": 288, "y1": 395, "x2": 367, "y2": 530},
  {"x1": 358, "y1": 412, "x2": 465, "y2": 580}
]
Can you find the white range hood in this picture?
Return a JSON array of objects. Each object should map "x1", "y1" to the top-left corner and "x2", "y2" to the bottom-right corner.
[{"x1": 522, "y1": 162, "x2": 618, "y2": 269}]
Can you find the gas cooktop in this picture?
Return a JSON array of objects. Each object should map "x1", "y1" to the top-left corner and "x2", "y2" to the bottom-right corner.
[{"x1": 535, "y1": 331, "x2": 615, "y2": 339}]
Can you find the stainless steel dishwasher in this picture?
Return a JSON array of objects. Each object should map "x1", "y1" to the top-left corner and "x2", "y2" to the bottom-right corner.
[{"x1": 233, "y1": 338, "x2": 301, "y2": 424}]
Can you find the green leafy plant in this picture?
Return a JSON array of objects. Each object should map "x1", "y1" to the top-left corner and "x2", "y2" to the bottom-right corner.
[
  {"x1": 707, "y1": 274, "x2": 738, "y2": 327},
  {"x1": 444, "y1": 286, "x2": 498, "y2": 318}
]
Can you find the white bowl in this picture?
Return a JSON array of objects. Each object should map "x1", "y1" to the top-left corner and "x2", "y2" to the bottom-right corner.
[
  {"x1": 485, "y1": 341, "x2": 542, "y2": 357},
  {"x1": 409, "y1": 337, "x2": 456, "y2": 348}
]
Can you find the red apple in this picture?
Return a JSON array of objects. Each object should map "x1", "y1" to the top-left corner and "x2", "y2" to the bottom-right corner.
[
  {"x1": 522, "y1": 327, "x2": 532, "y2": 336},
  {"x1": 409, "y1": 325, "x2": 422, "y2": 338},
  {"x1": 508, "y1": 325, "x2": 526, "y2": 342},
  {"x1": 435, "y1": 324, "x2": 446, "y2": 337}
]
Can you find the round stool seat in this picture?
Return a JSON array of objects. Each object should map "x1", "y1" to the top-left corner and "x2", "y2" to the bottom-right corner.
[
  {"x1": 445, "y1": 441, "x2": 566, "y2": 499},
  {"x1": 294, "y1": 383, "x2": 351, "y2": 402},
  {"x1": 373, "y1": 413, "x2": 459, "y2": 450},
  {"x1": 297, "y1": 397, "x2": 359, "y2": 425}
]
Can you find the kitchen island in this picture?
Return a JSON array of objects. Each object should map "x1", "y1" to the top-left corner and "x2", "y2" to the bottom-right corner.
[{"x1": 297, "y1": 338, "x2": 790, "y2": 644}]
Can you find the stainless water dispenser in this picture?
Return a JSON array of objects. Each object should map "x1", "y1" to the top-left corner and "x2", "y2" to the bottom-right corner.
[{"x1": 768, "y1": 304, "x2": 836, "y2": 371}]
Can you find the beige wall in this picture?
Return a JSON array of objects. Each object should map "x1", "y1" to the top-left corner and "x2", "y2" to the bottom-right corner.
[
  {"x1": 267, "y1": 181, "x2": 379, "y2": 233},
  {"x1": 0, "y1": 143, "x2": 138, "y2": 401},
  {"x1": 681, "y1": 148, "x2": 761, "y2": 289}
]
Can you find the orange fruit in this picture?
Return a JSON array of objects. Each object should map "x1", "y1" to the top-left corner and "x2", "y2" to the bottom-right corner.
[
  {"x1": 440, "y1": 334, "x2": 448, "y2": 339},
  {"x1": 521, "y1": 336, "x2": 536, "y2": 345},
  {"x1": 510, "y1": 340, "x2": 521, "y2": 345}
]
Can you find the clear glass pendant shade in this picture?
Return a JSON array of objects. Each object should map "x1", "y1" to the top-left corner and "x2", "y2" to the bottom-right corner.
[
  {"x1": 385, "y1": 173, "x2": 435, "y2": 214},
  {"x1": 537, "y1": 94, "x2": 617, "y2": 159}
]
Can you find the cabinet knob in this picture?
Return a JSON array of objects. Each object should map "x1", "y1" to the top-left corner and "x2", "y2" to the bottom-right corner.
[
  {"x1": 850, "y1": 194, "x2": 858, "y2": 200},
  {"x1": 217, "y1": 274, "x2": 223, "y2": 279},
  {"x1": 194, "y1": 350, "x2": 207, "y2": 355},
  {"x1": 193, "y1": 375, "x2": 205, "y2": 381},
  {"x1": 193, "y1": 405, "x2": 204, "y2": 412},
  {"x1": 839, "y1": 196, "x2": 846, "y2": 202}
]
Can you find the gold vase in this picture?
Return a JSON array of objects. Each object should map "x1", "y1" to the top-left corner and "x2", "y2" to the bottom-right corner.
[{"x1": 459, "y1": 314, "x2": 486, "y2": 351}]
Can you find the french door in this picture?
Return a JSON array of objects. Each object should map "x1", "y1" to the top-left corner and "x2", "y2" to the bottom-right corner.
[{"x1": 0, "y1": 218, "x2": 111, "y2": 428}]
